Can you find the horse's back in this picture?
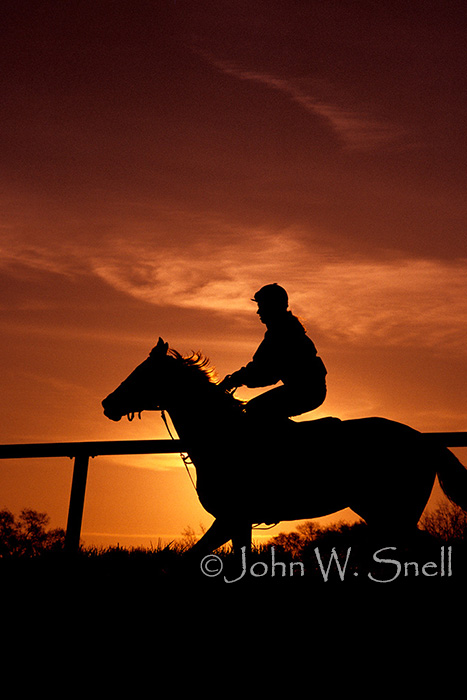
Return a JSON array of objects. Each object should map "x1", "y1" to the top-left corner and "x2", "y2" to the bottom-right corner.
[{"x1": 292, "y1": 415, "x2": 421, "y2": 444}]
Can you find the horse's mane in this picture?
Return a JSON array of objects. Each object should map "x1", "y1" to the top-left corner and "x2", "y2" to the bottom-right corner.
[
  {"x1": 168, "y1": 349, "x2": 217, "y2": 381},
  {"x1": 168, "y1": 349, "x2": 245, "y2": 411}
]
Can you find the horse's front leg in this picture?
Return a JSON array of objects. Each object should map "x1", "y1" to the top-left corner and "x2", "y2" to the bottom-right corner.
[
  {"x1": 183, "y1": 518, "x2": 233, "y2": 560},
  {"x1": 231, "y1": 523, "x2": 252, "y2": 555},
  {"x1": 183, "y1": 519, "x2": 251, "y2": 559}
]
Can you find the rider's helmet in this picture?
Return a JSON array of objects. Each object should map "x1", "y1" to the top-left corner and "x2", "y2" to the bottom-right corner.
[{"x1": 252, "y1": 283, "x2": 289, "y2": 311}]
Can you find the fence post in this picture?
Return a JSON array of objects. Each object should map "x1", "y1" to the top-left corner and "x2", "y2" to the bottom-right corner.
[{"x1": 64, "y1": 453, "x2": 90, "y2": 554}]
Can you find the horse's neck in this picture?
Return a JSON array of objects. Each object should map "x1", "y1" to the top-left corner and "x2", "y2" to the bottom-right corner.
[
  {"x1": 165, "y1": 382, "x2": 238, "y2": 444},
  {"x1": 166, "y1": 404, "x2": 206, "y2": 442}
]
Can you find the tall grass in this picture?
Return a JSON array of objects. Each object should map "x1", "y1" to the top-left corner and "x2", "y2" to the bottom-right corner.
[{"x1": 2, "y1": 504, "x2": 467, "y2": 586}]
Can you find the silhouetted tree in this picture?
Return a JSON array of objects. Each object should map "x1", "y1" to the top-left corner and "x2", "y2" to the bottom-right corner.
[
  {"x1": 420, "y1": 503, "x2": 467, "y2": 541},
  {"x1": 268, "y1": 530, "x2": 304, "y2": 557},
  {"x1": 268, "y1": 520, "x2": 358, "y2": 555},
  {"x1": 0, "y1": 508, "x2": 65, "y2": 557},
  {"x1": 0, "y1": 510, "x2": 18, "y2": 556}
]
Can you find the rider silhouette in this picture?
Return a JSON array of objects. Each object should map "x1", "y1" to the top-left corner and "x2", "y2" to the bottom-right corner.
[{"x1": 219, "y1": 284, "x2": 327, "y2": 421}]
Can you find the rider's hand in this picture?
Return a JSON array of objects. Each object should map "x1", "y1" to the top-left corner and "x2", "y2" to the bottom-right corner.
[{"x1": 218, "y1": 374, "x2": 237, "y2": 392}]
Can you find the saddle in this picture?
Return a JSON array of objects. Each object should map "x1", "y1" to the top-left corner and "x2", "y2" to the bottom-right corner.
[
  {"x1": 242, "y1": 415, "x2": 342, "y2": 454},
  {"x1": 291, "y1": 415, "x2": 342, "y2": 436}
]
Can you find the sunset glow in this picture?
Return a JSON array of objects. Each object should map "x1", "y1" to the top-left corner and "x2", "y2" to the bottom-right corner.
[{"x1": 1, "y1": 1, "x2": 466, "y2": 548}]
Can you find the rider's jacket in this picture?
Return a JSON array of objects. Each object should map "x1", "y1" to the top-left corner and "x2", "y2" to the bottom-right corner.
[{"x1": 230, "y1": 312, "x2": 327, "y2": 390}]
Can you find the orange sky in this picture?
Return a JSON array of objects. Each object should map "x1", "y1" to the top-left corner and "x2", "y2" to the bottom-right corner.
[{"x1": 1, "y1": 0, "x2": 466, "y2": 548}]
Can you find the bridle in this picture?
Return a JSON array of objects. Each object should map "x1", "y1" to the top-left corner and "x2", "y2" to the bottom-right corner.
[{"x1": 126, "y1": 412, "x2": 142, "y2": 421}]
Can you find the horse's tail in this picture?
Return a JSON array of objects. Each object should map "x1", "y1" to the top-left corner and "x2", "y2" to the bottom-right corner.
[{"x1": 436, "y1": 446, "x2": 467, "y2": 511}]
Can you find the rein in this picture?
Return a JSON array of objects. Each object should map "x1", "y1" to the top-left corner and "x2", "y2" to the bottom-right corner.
[
  {"x1": 125, "y1": 408, "x2": 197, "y2": 492},
  {"x1": 161, "y1": 410, "x2": 197, "y2": 492}
]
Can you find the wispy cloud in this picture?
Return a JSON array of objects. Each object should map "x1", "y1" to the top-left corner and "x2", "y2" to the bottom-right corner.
[
  {"x1": 90, "y1": 231, "x2": 467, "y2": 353},
  {"x1": 200, "y1": 53, "x2": 404, "y2": 151},
  {"x1": 0, "y1": 241, "x2": 72, "y2": 277},
  {"x1": 2, "y1": 229, "x2": 465, "y2": 353}
]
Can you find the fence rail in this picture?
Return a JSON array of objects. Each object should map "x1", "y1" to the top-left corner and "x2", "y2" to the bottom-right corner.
[
  {"x1": 0, "y1": 439, "x2": 184, "y2": 553},
  {"x1": 1, "y1": 432, "x2": 466, "y2": 553}
]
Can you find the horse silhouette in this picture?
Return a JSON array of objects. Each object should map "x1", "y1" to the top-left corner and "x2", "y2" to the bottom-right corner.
[{"x1": 102, "y1": 338, "x2": 467, "y2": 557}]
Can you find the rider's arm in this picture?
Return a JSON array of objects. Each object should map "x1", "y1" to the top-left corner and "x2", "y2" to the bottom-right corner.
[{"x1": 222, "y1": 334, "x2": 281, "y2": 389}]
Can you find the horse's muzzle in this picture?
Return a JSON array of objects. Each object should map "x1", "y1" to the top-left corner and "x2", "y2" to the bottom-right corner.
[
  {"x1": 102, "y1": 398, "x2": 122, "y2": 422},
  {"x1": 103, "y1": 409, "x2": 122, "y2": 422}
]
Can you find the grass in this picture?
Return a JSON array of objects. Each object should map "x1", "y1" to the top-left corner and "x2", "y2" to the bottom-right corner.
[{"x1": 2, "y1": 504, "x2": 467, "y2": 590}]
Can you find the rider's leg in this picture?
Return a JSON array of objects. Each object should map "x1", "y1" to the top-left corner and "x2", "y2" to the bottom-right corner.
[
  {"x1": 245, "y1": 385, "x2": 297, "y2": 420},
  {"x1": 245, "y1": 384, "x2": 326, "y2": 420}
]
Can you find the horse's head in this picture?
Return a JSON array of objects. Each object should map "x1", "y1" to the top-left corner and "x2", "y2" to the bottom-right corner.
[
  {"x1": 102, "y1": 337, "x2": 170, "y2": 422},
  {"x1": 103, "y1": 336, "x2": 244, "y2": 426}
]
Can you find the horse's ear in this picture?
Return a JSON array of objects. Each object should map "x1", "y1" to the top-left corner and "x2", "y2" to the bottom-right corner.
[{"x1": 150, "y1": 337, "x2": 169, "y2": 357}]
